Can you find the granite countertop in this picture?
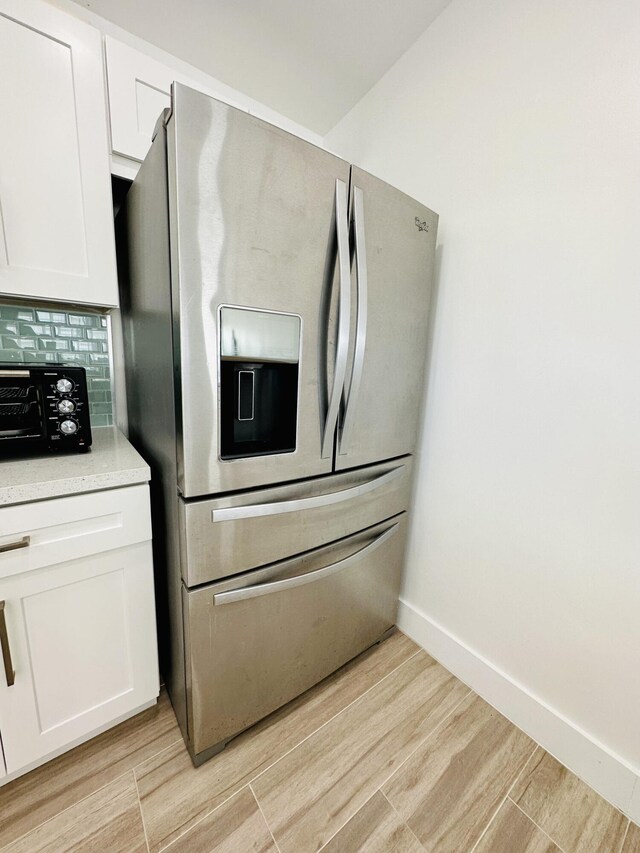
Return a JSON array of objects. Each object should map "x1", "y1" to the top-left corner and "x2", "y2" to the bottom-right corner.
[{"x1": 0, "y1": 427, "x2": 150, "y2": 507}]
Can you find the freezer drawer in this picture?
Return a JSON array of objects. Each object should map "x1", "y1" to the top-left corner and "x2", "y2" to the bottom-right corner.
[
  {"x1": 179, "y1": 456, "x2": 412, "y2": 585},
  {"x1": 184, "y1": 514, "x2": 407, "y2": 761}
]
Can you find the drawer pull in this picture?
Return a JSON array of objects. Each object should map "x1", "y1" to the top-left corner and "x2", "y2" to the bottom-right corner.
[
  {"x1": 211, "y1": 465, "x2": 404, "y2": 522},
  {"x1": 0, "y1": 535, "x2": 30, "y2": 554},
  {"x1": 0, "y1": 601, "x2": 15, "y2": 687},
  {"x1": 213, "y1": 522, "x2": 399, "y2": 605}
]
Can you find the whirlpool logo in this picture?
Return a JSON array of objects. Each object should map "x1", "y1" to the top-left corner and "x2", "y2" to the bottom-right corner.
[{"x1": 415, "y1": 217, "x2": 429, "y2": 233}]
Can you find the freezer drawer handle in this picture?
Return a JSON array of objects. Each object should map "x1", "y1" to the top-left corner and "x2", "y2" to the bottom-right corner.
[
  {"x1": 0, "y1": 535, "x2": 30, "y2": 554},
  {"x1": 321, "y1": 178, "x2": 351, "y2": 459},
  {"x1": 0, "y1": 601, "x2": 15, "y2": 687},
  {"x1": 211, "y1": 464, "x2": 404, "y2": 522},
  {"x1": 213, "y1": 522, "x2": 399, "y2": 605},
  {"x1": 340, "y1": 185, "x2": 368, "y2": 455}
]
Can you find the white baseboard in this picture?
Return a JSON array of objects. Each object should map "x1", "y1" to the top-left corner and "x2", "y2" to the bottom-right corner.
[{"x1": 397, "y1": 599, "x2": 640, "y2": 824}]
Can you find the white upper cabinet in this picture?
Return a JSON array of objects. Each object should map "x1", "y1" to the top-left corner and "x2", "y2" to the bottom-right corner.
[
  {"x1": 105, "y1": 36, "x2": 246, "y2": 164},
  {"x1": 0, "y1": 0, "x2": 118, "y2": 307},
  {"x1": 106, "y1": 37, "x2": 172, "y2": 163},
  {"x1": 104, "y1": 37, "x2": 323, "y2": 167}
]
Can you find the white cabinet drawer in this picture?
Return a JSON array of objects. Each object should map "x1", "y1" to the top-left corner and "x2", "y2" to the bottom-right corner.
[{"x1": 0, "y1": 485, "x2": 151, "y2": 580}]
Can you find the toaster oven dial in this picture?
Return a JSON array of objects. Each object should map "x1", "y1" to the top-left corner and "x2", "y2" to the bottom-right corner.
[
  {"x1": 56, "y1": 378, "x2": 73, "y2": 394},
  {"x1": 57, "y1": 398, "x2": 76, "y2": 414},
  {"x1": 60, "y1": 419, "x2": 78, "y2": 435}
]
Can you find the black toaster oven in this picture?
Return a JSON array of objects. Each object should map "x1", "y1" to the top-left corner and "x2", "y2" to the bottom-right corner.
[{"x1": 0, "y1": 364, "x2": 92, "y2": 454}]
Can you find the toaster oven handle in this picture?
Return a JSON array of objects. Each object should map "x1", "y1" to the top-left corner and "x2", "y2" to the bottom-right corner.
[
  {"x1": 0, "y1": 601, "x2": 15, "y2": 687},
  {"x1": 0, "y1": 535, "x2": 30, "y2": 554},
  {"x1": 213, "y1": 522, "x2": 399, "y2": 605}
]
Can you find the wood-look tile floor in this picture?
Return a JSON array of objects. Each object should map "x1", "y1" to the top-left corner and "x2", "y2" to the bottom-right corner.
[{"x1": 1, "y1": 630, "x2": 637, "y2": 853}]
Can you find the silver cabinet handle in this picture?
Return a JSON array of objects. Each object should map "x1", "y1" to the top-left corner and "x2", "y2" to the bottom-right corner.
[
  {"x1": 0, "y1": 535, "x2": 30, "y2": 554},
  {"x1": 213, "y1": 522, "x2": 399, "y2": 605},
  {"x1": 211, "y1": 464, "x2": 404, "y2": 522},
  {"x1": 0, "y1": 601, "x2": 15, "y2": 687},
  {"x1": 321, "y1": 178, "x2": 351, "y2": 459},
  {"x1": 340, "y1": 185, "x2": 367, "y2": 454}
]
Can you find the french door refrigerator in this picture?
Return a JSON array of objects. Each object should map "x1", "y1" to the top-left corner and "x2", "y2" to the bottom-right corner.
[{"x1": 124, "y1": 83, "x2": 438, "y2": 765}]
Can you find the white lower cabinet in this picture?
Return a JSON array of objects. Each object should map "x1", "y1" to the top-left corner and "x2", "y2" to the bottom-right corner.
[{"x1": 0, "y1": 486, "x2": 159, "y2": 781}]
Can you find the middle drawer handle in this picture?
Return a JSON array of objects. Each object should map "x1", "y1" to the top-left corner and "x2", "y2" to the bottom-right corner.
[
  {"x1": 211, "y1": 465, "x2": 404, "y2": 523},
  {"x1": 0, "y1": 535, "x2": 30, "y2": 555}
]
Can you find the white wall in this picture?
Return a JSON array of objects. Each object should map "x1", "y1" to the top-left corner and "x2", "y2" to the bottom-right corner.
[{"x1": 325, "y1": 0, "x2": 640, "y2": 814}]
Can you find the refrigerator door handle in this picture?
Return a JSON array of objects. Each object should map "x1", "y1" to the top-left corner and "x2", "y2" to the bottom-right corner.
[
  {"x1": 339, "y1": 185, "x2": 367, "y2": 454},
  {"x1": 211, "y1": 464, "x2": 405, "y2": 522},
  {"x1": 321, "y1": 178, "x2": 351, "y2": 459},
  {"x1": 213, "y1": 522, "x2": 399, "y2": 605}
]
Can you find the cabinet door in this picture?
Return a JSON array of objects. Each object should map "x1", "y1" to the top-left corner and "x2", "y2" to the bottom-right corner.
[
  {"x1": 0, "y1": 0, "x2": 118, "y2": 307},
  {"x1": 0, "y1": 543, "x2": 158, "y2": 774},
  {"x1": 105, "y1": 38, "x2": 321, "y2": 166},
  {"x1": 105, "y1": 36, "x2": 247, "y2": 163}
]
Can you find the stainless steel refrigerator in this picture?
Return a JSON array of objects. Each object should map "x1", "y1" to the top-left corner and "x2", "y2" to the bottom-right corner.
[{"x1": 123, "y1": 83, "x2": 438, "y2": 765}]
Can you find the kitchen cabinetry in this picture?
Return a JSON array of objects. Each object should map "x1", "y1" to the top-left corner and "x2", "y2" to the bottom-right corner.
[
  {"x1": 0, "y1": 483, "x2": 158, "y2": 781},
  {"x1": 0, "y1": 0, "x2": 118, "y2": 307},
  {"x1": 106, "y1": 36, "x2": 247, "y2": 164},
  {"x1": 104, "y1": 36, "x2": 322, "y2": 166}
]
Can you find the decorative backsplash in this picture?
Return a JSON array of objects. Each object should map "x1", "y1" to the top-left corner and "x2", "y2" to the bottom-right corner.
[{"x1": 0, "y1": 304, "x2": 113, "y2": 426}]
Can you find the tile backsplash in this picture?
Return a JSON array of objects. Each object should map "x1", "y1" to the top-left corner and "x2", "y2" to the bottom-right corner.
[{"x1": 0, "y1": 304, "x2": 113, "y2": 426}]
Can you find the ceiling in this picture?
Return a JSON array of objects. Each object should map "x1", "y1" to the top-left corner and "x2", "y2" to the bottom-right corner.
[{"x1": 70, "y1": 0, "x2": 451, "y2": 134}]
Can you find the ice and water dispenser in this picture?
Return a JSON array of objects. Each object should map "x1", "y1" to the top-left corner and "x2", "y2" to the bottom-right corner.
[{"x1": 219, "y1": 306, "x2": 301, "y2": 459}]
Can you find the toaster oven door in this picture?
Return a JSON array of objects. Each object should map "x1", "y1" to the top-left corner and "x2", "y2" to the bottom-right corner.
[{"x1": 0, "y1": 370, "x2": 44, "y2": 444}]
